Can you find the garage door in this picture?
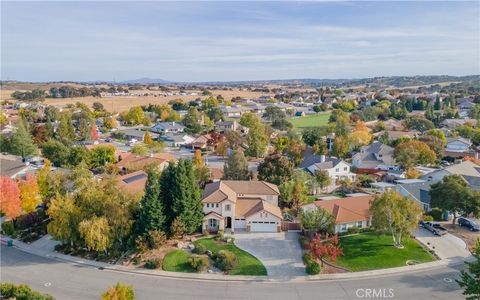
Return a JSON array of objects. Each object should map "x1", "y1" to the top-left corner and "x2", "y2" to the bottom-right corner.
[{"x1": 250, "y1": 221, "x2": 277, "y2": 232}]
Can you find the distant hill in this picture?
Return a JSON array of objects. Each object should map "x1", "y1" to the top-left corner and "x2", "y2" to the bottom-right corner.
[{"x1": 119, "y1": 77, "x2": 170, "y2": 84}]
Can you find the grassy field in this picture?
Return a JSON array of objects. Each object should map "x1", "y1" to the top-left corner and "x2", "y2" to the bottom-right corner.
[
  {"x1": 335, "y1": 232, "x2": 435, "y2": 271},
  {"x1": 162, "y1": 250, "x2": 194, "y2": 273},
  {"x1": 288, "y1": 112, "x2": 331, "y2": 129},
  {"x1": 194, "y1": 238, "x2": 267, "y2": 275}
]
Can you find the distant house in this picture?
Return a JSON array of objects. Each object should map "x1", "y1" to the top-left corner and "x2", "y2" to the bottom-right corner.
[
  {"x1": 395, "y1": 179, "x2": 434, "y2": 211},
  {"x1": 160, "y1": 133, "x2": 195, "y2": 147},
  {"x1": 117, "y1": 170, "x2": 148, "y2": 196},
  {"x1": 117, "y1": 128, "x2": 159, "y2": 142},
  {"x1": 422, "y1": 160, "x2": 480, "y2": 191},
  {"x1": 150, "y1": 122, "x2": 185, "y2": 134},
  {"x1": 215, "y1": 121, "x2": 248, "y2": 134},
  {"x1": 221, "y1": 106, "x2": 244, "y2": 118},
  {"x1": 302, "y1": 195, "x2": 373, "y2": 233},
  {"x1": 352, "y1": 141, "x2": 399, "y2": 173},
  {"x1": 457, "y1": 98, "x2": 475, "y2": 110},
  {"x1": 441, "y1": 119, "x2": 478, "y2": 129},
  {"x1": 202, "y1": 180, "x2": 282, "y2": 233},
  {"x1": 115, "y1": 154, "x2": 175, "y2": 174},
  {"x1": 365, "y1": 119, "x2": 405, "y2": 131},
  {"x1": 299, "y1": 153, "x2": 356, "y2": 193},
  {"x1": 373, "y1": 130, "x2": 419, "y2": 141},
  {"x1": 0, "y1": 154, "x2": 33, "y2": 179},
  {"x1": 444, "y1": 137, "x2": 478, "y2": 159}
]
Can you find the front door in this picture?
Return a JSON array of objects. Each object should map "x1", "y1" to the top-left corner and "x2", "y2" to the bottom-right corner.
[{"x1": 225, "y1": 216, "x2": 232, "y2": 228}]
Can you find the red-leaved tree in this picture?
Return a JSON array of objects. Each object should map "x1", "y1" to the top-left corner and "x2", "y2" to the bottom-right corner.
[
  {"x1": 91, "y1": 123, "x2": 99, "y2": 140},
  {"x1": 0, "y1": 176, "x2": 21, "y2": 219},
  {"x1": 306, "y1": 233, "x2": 343, "y2": 266}
]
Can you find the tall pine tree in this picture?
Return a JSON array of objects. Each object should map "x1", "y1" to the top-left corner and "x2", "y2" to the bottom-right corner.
[
  {"x1": 135, "y1": 170, "x2": 165, "y2": 235},
  {"x1": 163, "y1": 160, "x2": 203, "y2": 234}
]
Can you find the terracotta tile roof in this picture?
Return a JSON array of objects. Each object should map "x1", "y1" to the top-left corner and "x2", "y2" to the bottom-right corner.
[
  {"x1": 202, "y1": 180, "x2": 280, "y2": 203},
  {"x1": 236, "y1": 198, "x2": 283, "y2": 219},
  {"x1": 117, "y1": 170, "x2": 147, "y2": 194},
  {"x1": 311, "y1": 195, "x2": 372, "y2": 224},
  {"x1": 151, "y1": 152, "x2": 177, "y2": 162}
]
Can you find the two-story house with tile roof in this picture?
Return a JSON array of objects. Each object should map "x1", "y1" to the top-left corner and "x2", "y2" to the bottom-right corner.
[{"x1": 201, "y1": 181, "x2": 282, "y2": 233}]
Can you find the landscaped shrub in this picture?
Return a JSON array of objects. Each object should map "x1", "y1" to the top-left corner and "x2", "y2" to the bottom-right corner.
[
  {"x1": 303, "y1": 253, "x2": 313, "y2": 265},
  {"x1": 423, "y1": 215, "x2": 434, "y2": 222},
  {"x1": 144, "y1": 258, "x2": 161, "y2": 269},
  {"x1": 215, "y1": 250, "x2": 238, "y2": 271},
  {"x1": 0, "y1": 283, "x2": 54, "y2": 300},
  {"x1": 216, "y1": 229, "x2": 225, "y2": 240},
  {"x1": 135, "y1": 236, "x2": 149, "y2": 253},
  {"x1": 429, "y1": 208, "x2": 443, "y2": 221},
  {"x1": 306, "y1": 261, "x2": 321, "y2": 275},
  {"x1": 299, "y1": 236, "x2": 309, "y2": 249},
  {"x1": 188, "y1": 254, "x2": 209, "y2": 272},
  {"x1": 1, "y1": 221, "x2": 15, "y2": 236},
  {"x1": 193, "y1": 243, "x2": 207, "y2": 255},
  {"x1": 347, "y1": 226, "x2": 361, "y2": 234},
  {"x1": 131, "y1": 256, "x2": 141, "y2": 265},
  {"x1": 147, "y1": 230, "x2": 167, "y2": 249}
]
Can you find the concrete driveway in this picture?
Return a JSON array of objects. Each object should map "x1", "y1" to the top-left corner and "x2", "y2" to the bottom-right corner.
[
  {"x1": 234, "y1": 232, "x2": 305, "y2": 277},
  {"x1": 413, "y1": 228, "x2": 471, "y2": 260}
]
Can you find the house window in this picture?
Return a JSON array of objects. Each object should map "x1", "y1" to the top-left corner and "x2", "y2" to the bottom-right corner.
[
  {"x1": 357, "y1": 221, "x2": 363, "y2": 228},
  {"x1": 206, "y1": 203, "x2": 210, "y2": 208},
  {"x1": 225, "y1": 204, "x2": 231, "y2": 211},
  {"x1": 335, "y1": 168, "x2": 339, "y2": 172},
  {"x1": 340, "y1": 224, "x2": 347, "y2": 232},
  {"x1": 344, "y1": 167, "x2": 347, "y2": 171},
  {"x1": 216, "y1": 203, "x2": 219, "y2": 208},
  {"x1": 209, "y1": 219, "x2": 218, "y2": 228}
]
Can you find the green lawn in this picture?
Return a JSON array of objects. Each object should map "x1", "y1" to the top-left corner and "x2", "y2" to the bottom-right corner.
[
  {"x1": 288, "y1": 112, "x2": 331, "y2": 129},
  {"x1": 335, "y1": 232, "x2": 435, "y2": 271},
  {"x1": 194, "y1": 238, "x2": 267, "y2": 275},
  {"x1": 162, "y1": 250, "x2": 195, "y2": 273}
]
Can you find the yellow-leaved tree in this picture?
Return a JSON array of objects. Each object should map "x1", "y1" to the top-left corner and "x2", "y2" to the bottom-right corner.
[
  {"x1": 19, "y1": 174, "x2": 41, "y2": 213},
  {"x1": 79, "y1": 216, "x2": 111, "y2": 252}
]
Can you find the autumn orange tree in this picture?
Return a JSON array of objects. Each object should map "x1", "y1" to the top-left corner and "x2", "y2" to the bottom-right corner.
[
  {"x1": 19, "y1": 174, "x2": 41, "y2": 213},
  {"x1": 306, "y1": 233, "x2": 343, "y2": 267},
  {"x1": 0, "y1": 176, "x2": 21, "y2": 219}
]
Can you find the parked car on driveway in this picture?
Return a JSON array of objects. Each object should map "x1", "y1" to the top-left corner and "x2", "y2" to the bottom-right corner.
[
  {"x1": 457, "y1": 217, "x2": 480, "y2": 231},
  {"x1": 420, "y1": 221, "x2": 448, "y2": 236}
]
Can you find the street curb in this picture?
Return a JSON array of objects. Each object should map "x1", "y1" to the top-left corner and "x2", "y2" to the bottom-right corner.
[{"x1": 2, "y1": 236, "x2": 473, "y2": 283}]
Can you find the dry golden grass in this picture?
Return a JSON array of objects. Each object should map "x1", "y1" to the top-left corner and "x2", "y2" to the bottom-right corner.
[{"x1": 1, "y1": 85, "x2": 272, "y2": 113}]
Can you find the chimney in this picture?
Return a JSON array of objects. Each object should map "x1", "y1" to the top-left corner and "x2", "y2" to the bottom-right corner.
[
  {"x1": 320, "y1": 155, "x2": 326, "y2": 163},
  {"x1": 171, "y1": 121, "x2": 175, "y2": 126}
]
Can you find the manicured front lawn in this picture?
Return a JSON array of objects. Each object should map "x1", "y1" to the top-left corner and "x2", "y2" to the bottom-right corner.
[
  {"x1": 194, "y1": 238, "x2": 267, "y2": 275},
  {"x1": 162, "y1": 250, "x2": 194, "y2": 272},
  {"x1": 288, "y1": 112, "x2": 331, "y2": 129},
  {"x1": 335, "y1": 232, "x2": 435, "y2": 271}
]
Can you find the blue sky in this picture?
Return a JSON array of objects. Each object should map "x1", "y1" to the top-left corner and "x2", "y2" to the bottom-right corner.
[{"x1": 2, "y1": 1, "x2": 479, "y2": 82}]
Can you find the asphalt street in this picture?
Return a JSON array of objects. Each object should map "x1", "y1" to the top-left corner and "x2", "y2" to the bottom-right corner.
[{"x1": 0, "y1": 246, "x2": 467, "y2": 300}]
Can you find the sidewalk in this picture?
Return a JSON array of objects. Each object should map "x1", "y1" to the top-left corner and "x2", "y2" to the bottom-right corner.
[{"x1": 1, "y1": 235, "x2": 474, "y2": 282}]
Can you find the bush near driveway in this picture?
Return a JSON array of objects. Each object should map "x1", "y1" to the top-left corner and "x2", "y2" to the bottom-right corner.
[
  {"x1": 188, "y1": 254, "x2": 209, "y2": 272},
  {"x1": 194, "y1": 238, "x2": 267, "y2": 275},
  {"x1": 335, "y1": 232, "x2": 435, "y2": 271},
  {"x1": 0, "y1": 283, "x2": 54, "y2": 300},
  {"x1": 215, "y1": 250, "x2": 238, "y2": 271}
]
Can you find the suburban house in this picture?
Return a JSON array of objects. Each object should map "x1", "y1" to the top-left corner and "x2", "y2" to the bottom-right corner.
[
  {"x1": 201, "y1": 180, "x2": 283, "y2": 233},
  {"x1": 118, "y1": 128, "x2": 159, "y2": 142},
  {"x1": 396, "y1": 179, "x2": 435, "y2": 211},
  {"x1": 352, "y1": 141, "x2": 399, "y2": 173},
  {"x1": 365, "y1": 119, "x2": 405, "y2": 131},
  {"x1": 299, "y1": 153, "x2": 356, "y2": 193},
  {"x1": 117, "y1": 170, "x2": 148, "y2": 196},
  {"x1": 159, "y1": 133, "x2": 195, "y2": 147},
  {"x1": 115, "y1": 154, "x2": 175, "y2": 174},
  {"x1": 444, "y1": 137, "x2": 479, "y2": 159},
  {"x1": 441, "y1": 118, "x2": 478, "y2": 129},
  {"x1": 221, "y1": 106, "x2": 244, "y2": 118},
  {"x1": 302, "y1": 195, "x2": 373, "y2": 233},
  {"x1": 150, "y1": 122, "x2": 185, "y2": 134},
  {"x1": 421, "y1": 160, "x2": 480, "y2": 191},
  {"x1": 215, "y1": 121, "x2": 248, "y2": 134},
  {"x1": 373, "y1": 130, "x2": 419, "y2": 141},
  {"x1": 0, "y1": 154, "x2": 35, "y2": 179}
]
